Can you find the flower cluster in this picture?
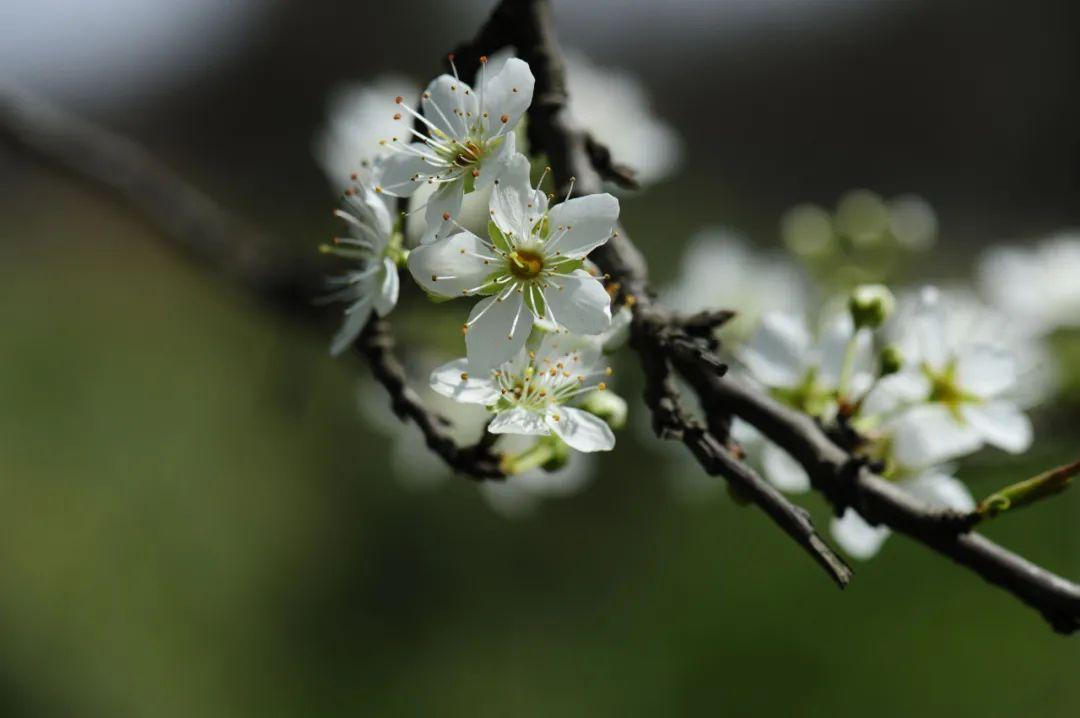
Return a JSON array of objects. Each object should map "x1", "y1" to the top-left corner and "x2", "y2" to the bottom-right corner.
[
  {"x1": 316, "y1": 56, "x2": 629, "y2": 507},
  {"x1": 656, "y1": 188, "x2": 1066, "y2": 557}
]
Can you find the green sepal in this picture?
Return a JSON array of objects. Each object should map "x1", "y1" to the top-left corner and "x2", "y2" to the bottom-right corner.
[{"x1": 489, "y1": 220, "x2": 512, "y2": 254}]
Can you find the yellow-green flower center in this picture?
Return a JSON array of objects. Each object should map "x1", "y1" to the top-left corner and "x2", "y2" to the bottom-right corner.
[{"x1": 508, "y1": 249, "x2": 544, "y2": 279}]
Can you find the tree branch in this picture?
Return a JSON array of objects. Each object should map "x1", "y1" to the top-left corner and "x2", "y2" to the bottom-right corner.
[{"x1": 3, "y1": 0, "x2": 1079, "y2": 633}]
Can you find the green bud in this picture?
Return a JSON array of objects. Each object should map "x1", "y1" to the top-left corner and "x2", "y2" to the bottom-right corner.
[
  {"x1": 578, "y1": 390, "x2": 628, "y2": 430},
  {"x1": 849, "y1": 284, "x2": 896, "y2": 330},
  {"x1": 977, "y1": 460, "x2": 1079, "y2": 520},
  {"x1": 879, "y1": 344, "x2": 904, "y2": 377}
]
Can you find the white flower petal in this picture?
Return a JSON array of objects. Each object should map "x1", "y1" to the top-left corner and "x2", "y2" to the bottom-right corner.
[
  {"x1": 421, "y1": 181, "x2": 465, "y2": 244},
  {"x1": 429, "y1": 358, "x2": 500, "y2": 405},
  {"x1": 861, "y1": 371, "x2": 930, "y2": 416},
  {"x1": 377, "y1": 144, "x2": 431, "y2": 197},
  {"x1": 955, "y1": 344, "x2": 1017, "y2": 398},
  {"x1": 888, "y1": 404, "x2": 984, "y2": 469},
  {"x1": 962, "y1": 401, "x2": 1033, "y2": 454},
  {"x1": 761, "y1": 443, "x2": 811, "y2": 493},
  {"x1": 407, "y1": 231, "x2": 497, "y2": 297},
  {"x1": 817, "y1": 316, "x2": 872, "y2": 391},
  {"x1": 903, "y1": 471, "x2": 975, "y2": 512},
  {"x1": 543, "y1": 269, "x2": 612, "y2": 335},
  {"x1": 480, "y1": 57, "x2": 534, "y2": 140},
  {"x1": 373, "y1": 257, "x2": 399, "y2": 317},
  {"x1": 490, "y1": 150, "x2": 542, "y2": 237},
  {"x1": 329, "y1": 297, "x2": 373, "y2": 356},
  {"x1": 475, "y1": 131, "x2": 517, "y2": 192},
  {"x1": 546, "y1": 407, "x2": 615, "y2": 452},
  {"x1": 465, "y1": 292, "x2": 533, "y2": 372},
  {"x1": 831, "y1": 509, "x2": 891, "y2": 560},
  {"x1": 489, "y1": 406, "x2": 550, "y2": 436},
  {"x1": 545, "y1": 193, "x2": 619, "y2": 258},
  {"x1": 912, "y1": 286, "x2": 950, "y2": 369},
  {"x1": 736, "y1": 312, "x2": 811, "y2": 388},
  {"x1": 421, "y1": 74, "x2": 477, "y2": 140}
]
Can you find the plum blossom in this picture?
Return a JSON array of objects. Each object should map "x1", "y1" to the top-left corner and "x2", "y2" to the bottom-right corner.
[
  {"x1": 429, "y1": 331, "x2": 616, "y2": 453},
  {"x1": 408, "y1": 153, "x2": 616, "y2": 372},
  {"x1": 320, "y1": 165, "x2": 400, "y2": 356},
  {"x1": 562, "y1": 50, "x2": 682, "y2": 187},
  {"x1": 314, "y1": 75, "x2": 417, "y2": 191},
  {"x1": 977, "y1": 232, "x2": 1080, "y2": 334},
  {"x1": 864, "y1": 287, "x2": 1035, "y2": 469},
  {"x1": 661, "y1": 229, "x2": 810, "y2": 345},
  {"x1": 736, "y1": 310, "x2": 874, "y2": 418},
  {"x1": 377, "y1": 57, "x2": 534, "y2": 244}
]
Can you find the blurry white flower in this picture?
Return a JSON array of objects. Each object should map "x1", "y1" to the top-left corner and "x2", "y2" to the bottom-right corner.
[
  {"x1": 429, "y1": 331, "x2": 616, "y2": 452},
  {"x1": 737, "y1": 310, "x2": 874, "y2": 416},
  {"x1": 831, "y1": 467, "x2": 974, "y2": 560},
  {"x1": 378, "y1": 57, "x2": 534, "y2": 244},
  {"x1": 563, "y1": 50, "x2": 682, "y2": 186},
  {"x1": 662, "y1": 229, "x2": 810, "y2": 344},
  {"x1": 977, "y1": 232, "x2": 1080, "y2": 334},
  {"x1": 320, "y1": 166, "x2": 400, "y2": 356},
  {"x1": 409, "y1": 153, "x2": 616, "y2": 372},
  {"x1": 315, "y1": 75, "x2": 417, "y2": 192},
  {"x1": 865, "y1": 287, "x2": 1035, "y2": 469},
  {"x1": 732, "y1": 419, "x2": 810, "y2": 493}
]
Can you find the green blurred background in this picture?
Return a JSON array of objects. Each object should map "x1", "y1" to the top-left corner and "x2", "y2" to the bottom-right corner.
[{"x1": 3, "y1": 1, "x2": 1080, "y2": 715}]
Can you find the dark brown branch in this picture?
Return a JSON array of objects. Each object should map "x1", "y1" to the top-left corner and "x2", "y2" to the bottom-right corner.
[
  {"x1": 635, "y1": 315, "x2": 852, "y2": 587},
  {"x1": 356, "y1": 320, "x2": 504, "y2": 479},
  {"x1": 676, "y1": 359, "x2": 1080, "y2": 633},
  {"x1": 478, "y1": 0, "x2": 1080, "y2": 632},
  {"x1": 0, "y1": 84, "x2": 317, "y2": 313}
]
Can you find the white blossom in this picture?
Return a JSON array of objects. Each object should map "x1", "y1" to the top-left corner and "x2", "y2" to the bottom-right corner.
[
  {"x1": 563, "y1": 50, "x2": 682, "y2": 187},
  {"x1": 314, "y1": 76, "x2": 417, "y2": 191},
  {"x1": 377, "y1": 57, "x2": 534, "y2": 244},
  {"x1": 320, "y1": 165, "x2": 400, "y2": 356},
  {"x1": 408, "y1": 153, "x2": 616, "y2": 372},
  {"x1": 864, "y1": 287, "x2": 1035, "y2": 469},
  {"x1": 429, "y1": 331, "x2": 616, "y2": 453},
  {"x1": 732, "y1": 419, "x2": 811, "y2": 493},
  {"x1": 737, "y1": 310, "x2": 874, "y2": 417},
  {"x1": 977, "y1": 231, "x2": 1080, "y2": 334},
  {"x1": 662, "y1": 230, "x2": 810, "y2": 344}
]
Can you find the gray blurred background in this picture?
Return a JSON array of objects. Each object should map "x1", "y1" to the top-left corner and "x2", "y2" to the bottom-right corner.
[{"x1": 2, "y1": 1, "x2": 1080, "y2": 715}]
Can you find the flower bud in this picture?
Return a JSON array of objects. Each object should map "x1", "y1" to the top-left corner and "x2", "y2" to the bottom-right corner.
[
  {"x1": 579, "y1": 390, "x2": 628, "y2": 430},
  {"x1": 849, "y1": 284, "x2": 896, "y2": 330},
  {"x1": 879, "y1": 344, "x2": 904, "y2": 377},
  {"x1": 540, "y1": 437, "x2": 571, "y2": 472}
]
